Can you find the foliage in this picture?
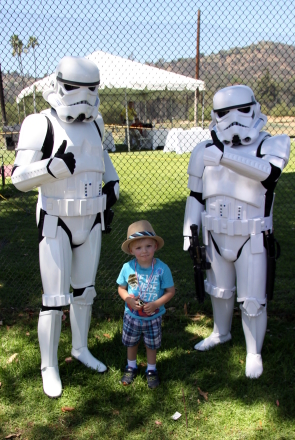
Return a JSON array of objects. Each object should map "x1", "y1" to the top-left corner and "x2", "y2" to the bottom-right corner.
[
  {"x1": 99, "y1": 99, "x2": 127, "y2": 125},
  {"x1": 188, "y1": 104, "x2": 212, "y2": 122},
  {"x1": 255, "y1": 69, "x2": 281, "y2": 110},
  {"x1": 5, "y1": 93, "x2": 48, "y2": 125},
  {"x1": 9, "y1": 34, "x2": 24, "y2": 60},
  {"x1": 269, "y1": 103, "x2": 295, "y2": 117}
]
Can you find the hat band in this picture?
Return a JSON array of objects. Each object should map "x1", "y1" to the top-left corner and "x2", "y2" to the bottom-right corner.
[{"x1": 128, "y1": 231, "x2": 156, "y2": 239}]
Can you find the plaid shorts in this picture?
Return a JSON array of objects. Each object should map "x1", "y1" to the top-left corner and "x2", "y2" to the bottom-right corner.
[{"x1": 122, "y1": 312, "x2": 162, "y2": 350}]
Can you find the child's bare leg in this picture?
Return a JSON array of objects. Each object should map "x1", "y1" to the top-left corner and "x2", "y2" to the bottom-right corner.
[
  {"x1": 146, "y1": 347, "x2": 157, "y2": 366},
  {"x1": 127, "y1": 343, "x2": 139, "y2": 362}
]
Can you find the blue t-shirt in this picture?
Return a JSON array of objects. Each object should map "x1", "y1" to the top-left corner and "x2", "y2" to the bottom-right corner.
[{"x1": 116, "y1": 258, "x2": 174, "y2": 321}]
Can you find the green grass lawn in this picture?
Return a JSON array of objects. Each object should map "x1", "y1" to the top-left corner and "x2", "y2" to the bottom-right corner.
[
  {"x1": 1, "y1": 309, "x2": 295, "y2": 439},
  {"x1": 0, "y1": 146, "x2": 295, "y2": 439}
]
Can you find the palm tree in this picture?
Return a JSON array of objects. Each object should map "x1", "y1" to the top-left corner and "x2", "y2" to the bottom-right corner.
[
  {"x1": 9, "y1": 34, "x2": 26, "y2": 117},
  {"x1": 26, "y1": 36, "x2": 39, "y2": 113}
]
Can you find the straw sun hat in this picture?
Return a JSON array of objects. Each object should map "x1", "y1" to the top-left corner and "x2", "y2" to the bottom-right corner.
[{"x1": 121, "y1": 220, "x2": 164, "y2": 255}]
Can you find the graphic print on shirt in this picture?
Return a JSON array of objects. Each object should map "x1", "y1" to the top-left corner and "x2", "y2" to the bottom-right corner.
[
  {"x1": 127, "y1": 269, "x2": 163, "y2": 318},
  {"x1": 128, "y1": 274, "x2": 138, "y2": 289}
]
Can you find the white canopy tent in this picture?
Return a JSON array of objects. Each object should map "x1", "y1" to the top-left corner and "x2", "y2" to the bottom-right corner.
[{"x1": 16, "y1": 50, "x2": 205, "y2": 150}]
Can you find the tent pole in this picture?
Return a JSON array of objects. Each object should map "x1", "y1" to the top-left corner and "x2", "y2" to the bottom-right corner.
[
  {"x1": 17, "y1": 102, "x2": 20, "y2": 124},
  {"x1": 194, "y1": 87, "x2": 199, "y2": 127},
  {"x1": 125, "y1": 91, "x2": 130, "y2": 152},
  {"x1": 33, "y1": 85, "x2": 37, "y2": 114},
  {"x1": 201, "y1": 90, "x2": 205, "y2": 129}
]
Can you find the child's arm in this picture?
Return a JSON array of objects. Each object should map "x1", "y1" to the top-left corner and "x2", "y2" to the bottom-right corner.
[
  {"x1": 118, "y1": 285, "x2": 142, "y2": 310},
  {"x1": 143, "y1": 286, "x2": 175, "y2": 315}
]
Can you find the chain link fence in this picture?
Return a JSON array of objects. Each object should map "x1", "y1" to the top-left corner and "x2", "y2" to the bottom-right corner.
[{"x1": 0, "y1": 0, "x2": 294, "y2": 315}]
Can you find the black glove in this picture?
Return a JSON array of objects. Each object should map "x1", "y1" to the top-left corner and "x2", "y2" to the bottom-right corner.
[
  {"x1": 101, "y1": 180, "x2": 119, "y2": 234},
  {"x1": 102, "y1": 180, "x2": 119, "y2": 210},
  {"x1": 102, "y1": 208, "x2": 114, "y2": 234},
  {"x1": 47, "y1": 140, "x2": 76, "y2": 177},
  {"x1": 54, "y1": 140, "x2": 76, "y2": 174},
  {"x1": 210, "y1": 130, "x2": 224, "y2": 154}
]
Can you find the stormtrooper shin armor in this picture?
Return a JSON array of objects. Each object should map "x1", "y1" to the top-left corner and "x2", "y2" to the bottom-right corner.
[
  {"x1": 12, "y1": 56, "x2": 119, "y2": 397},
  {"x1": 184, "y1": 85, "x2": 290, "y2": 378}
]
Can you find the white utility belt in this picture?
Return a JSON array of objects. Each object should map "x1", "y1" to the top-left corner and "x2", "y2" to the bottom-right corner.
[
  {"x1": 38, "y1": 193, "x2": 107, "y2": 217},
  {"x1": 201, "y1": 211, "x2": 272, "y2": 236}
]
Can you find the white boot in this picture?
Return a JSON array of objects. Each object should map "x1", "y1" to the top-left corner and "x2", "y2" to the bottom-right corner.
[
  {"x1": 240, "y1": 298, "x2": 267, "y2": 379},
  {"x1": 70, "y1": 288, "x2": 107, "y2": 372},
  {"x1": 194, "y1": 295, "x2": 234, "y2": 351},
  {"x1": 38, "y1": 309, "x2": 63, "y2": 398}
]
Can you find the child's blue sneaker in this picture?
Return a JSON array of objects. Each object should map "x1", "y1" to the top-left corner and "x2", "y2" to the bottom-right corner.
[
  {"x1": 146, "y1": 369, "x2": 160, "y2": 389},
  {"x1": 121, "y1": 366, "x2": 138, "y2": 385}
]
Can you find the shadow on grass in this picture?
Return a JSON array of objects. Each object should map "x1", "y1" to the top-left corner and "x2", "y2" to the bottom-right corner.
[
  {"x1": 0, "y1": 160, "x2": 295, "y2": 437},
  {"x1": 1, "y1": 306, "x2": 295, "y2": 439}
]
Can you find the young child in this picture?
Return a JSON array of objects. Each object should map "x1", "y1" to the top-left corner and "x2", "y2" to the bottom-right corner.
[{"x1": 117, "y1": 220, "x2": 175, "y2": 389}]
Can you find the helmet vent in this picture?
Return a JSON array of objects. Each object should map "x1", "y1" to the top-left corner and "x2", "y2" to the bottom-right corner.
[{"x1": 232, "y1": 135, "x2": 241, "y2": 145}]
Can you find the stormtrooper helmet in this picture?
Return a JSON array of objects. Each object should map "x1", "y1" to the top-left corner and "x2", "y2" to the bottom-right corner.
[
  {"x1": 209, "y1": 85, "x2": 267, "y2": 146},
  {"x1": 43, "y1": 56, "x2": 100, "y2": 123}
]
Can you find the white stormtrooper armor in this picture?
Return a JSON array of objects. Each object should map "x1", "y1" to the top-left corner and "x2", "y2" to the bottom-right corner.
[
  {"x1": 183, "y1": 85, "x2": 290, "y2": 379},
  {"x1": 12, "y1": 56, "x2": 119, "y2": 397},
  {"x1": 209, "y1": 85, "x2": 268, "y2": 147},
  {"x1": 43, "y1": 56, "x2": 101, "y2": 123}
]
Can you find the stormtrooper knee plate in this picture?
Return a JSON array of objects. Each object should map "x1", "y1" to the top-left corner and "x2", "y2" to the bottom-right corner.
[
  {"x1": 70, "y1": 286, "x2": 107, "y2": 372},
  {"x1": 240, "y1": 298, "x2": 267, "y2": 379},
  {"x1": 38, "y1": 309, "x2": 63, "y2": 398}
]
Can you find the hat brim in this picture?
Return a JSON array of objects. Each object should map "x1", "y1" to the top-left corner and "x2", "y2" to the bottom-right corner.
[{"x1": 121, "y1": 235, "x2": 164, "y2": 255}]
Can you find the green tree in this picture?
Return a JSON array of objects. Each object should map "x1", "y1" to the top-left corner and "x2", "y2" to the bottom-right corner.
[
  {"x1": 26, "y1": 36, "x2": 39, "y2": 113},
  {"x1": 255, "y1": 69, "x2": 280, "y2": 111},
  {"x1": 9, "y1": 34, "x2": 26, "y2": 117},
  {"x1": 26, "y1": 36, "x2": 39, "y2": 79}
]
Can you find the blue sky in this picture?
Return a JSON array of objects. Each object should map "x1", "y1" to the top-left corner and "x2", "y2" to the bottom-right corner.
[{"x1": 1, "y1": 0, "x2": 294, "y2": 77}]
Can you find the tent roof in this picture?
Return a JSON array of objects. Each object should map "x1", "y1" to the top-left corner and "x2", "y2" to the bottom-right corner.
[{"x1": 16, "y1": 50, "x2": 205, "y2": 103}]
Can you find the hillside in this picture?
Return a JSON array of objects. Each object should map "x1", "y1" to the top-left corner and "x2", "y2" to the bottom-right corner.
[
  {"x1": 2, "y1": 41, "x2": 295, "y2": 114},
  {"x1": 150, "y1": 41, "x2": 295, "y2": 113},
  {"x1": 2, "y1": 72, "x2": 35, "y2": 104},
  {"x1": 152, "y1": 41, "x2": 295, "y2": 87}
]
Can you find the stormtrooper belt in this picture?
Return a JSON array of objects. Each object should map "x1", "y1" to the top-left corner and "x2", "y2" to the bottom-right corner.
[
  {"x1": 201, "y1": 211, "x2": 272, "y2": 236},
  {"x1": 38, "y1": 193, "x2": 107, "y2": 217}
]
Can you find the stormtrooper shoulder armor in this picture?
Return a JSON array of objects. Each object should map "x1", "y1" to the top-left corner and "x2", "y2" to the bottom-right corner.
[
  {"x1": 17, "y1": 114, "x2": 51, "y2": 152},
  {"x1": 103, "y1": 150, "x2": 120, "y2": 184},
  {"x1": 95, "y1": 113, "x2": 105, "y2": 143},
  {"x1": 260, "y1": 134, "x2": 290, "y2": 170},
  {"x1": 187, "y1": 140, "x2": 209, "y2": 178}
]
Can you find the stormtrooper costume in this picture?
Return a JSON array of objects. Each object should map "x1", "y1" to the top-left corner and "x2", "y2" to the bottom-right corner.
[
  {"x1": 183, "y1": 85, "x2": 290, "y2": 378},
  {"x1": 12, "y1": 56, "x2": 120, "y2": 397}
]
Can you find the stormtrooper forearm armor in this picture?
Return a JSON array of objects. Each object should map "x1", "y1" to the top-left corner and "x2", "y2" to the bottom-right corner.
[
  {"x1": 12, "y1": 156, "x2": 72, "y2": 192},
  {"x1": 204, "y1": 145, "x2": 271, "y2": 181},
  {"x1": 102, "y1": 150, "x2": 120, "y2": 203},
  {"x1": 204, "y1": 133, "x2": 290, "y2": 183},
  {"x1": 183, "y1": 171, "x2": 205, "y2": 250},
  {"x1": 183, "y1": 193, "x2": 204, "y2": 235},
  {"x1": 221, "y1": 147, "x2": 271, "y2": 181},
  {"x1": 11, "y1": 114, "x2": 73, "y2": 192}
]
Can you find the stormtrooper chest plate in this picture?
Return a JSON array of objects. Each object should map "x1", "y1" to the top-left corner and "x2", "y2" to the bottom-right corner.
[
  {"x1": 203, "y1": 142, "x2": 267, "y2": 209},
  {"x1": 203, "y1": 165, "x2": 266, "y2": 208},
  {"x1": 41, "y1": 113, "x2": 105, "y2": 199}
]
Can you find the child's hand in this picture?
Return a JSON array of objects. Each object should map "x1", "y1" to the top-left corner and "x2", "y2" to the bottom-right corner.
[
  {"x1": 143, "y1": 301, "x2": 158, "y2": 315},
  {"x1": 126, "y1": 296, "x2": 142, "y2": 310}
]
